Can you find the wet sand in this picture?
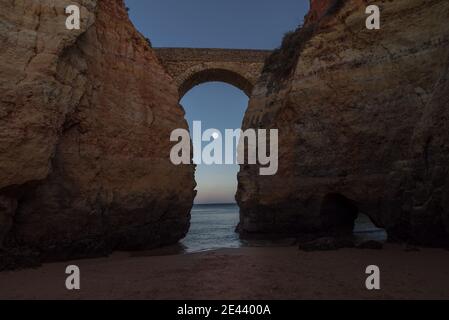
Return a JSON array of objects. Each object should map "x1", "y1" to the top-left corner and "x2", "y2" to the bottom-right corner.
[{"x1": 0, "y1": 245, "x2": 448, "y2": 300}]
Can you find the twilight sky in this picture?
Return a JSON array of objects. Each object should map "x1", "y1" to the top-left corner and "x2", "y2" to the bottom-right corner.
[{"x1": 125, "y1": 0, "x2": 310, "y2": 204}]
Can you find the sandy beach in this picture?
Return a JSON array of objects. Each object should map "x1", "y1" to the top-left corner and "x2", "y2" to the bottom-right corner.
[{"x1": 0, "y1": 245, "x2": 448, "y2": 300}]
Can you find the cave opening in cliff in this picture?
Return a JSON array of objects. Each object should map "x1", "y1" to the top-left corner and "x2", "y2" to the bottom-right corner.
[
  {"x1": 320, "y1": 193, "x2": 388, "y2": 242},
  {"x1": 179, "y1": 82, "x2": 249, "y2": 252},
  {"x1": 320, "y1": 193, "x2": 359, "y2": 235}
]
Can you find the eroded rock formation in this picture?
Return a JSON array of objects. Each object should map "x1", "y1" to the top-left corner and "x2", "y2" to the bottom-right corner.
[
  {"x1": 237, "y1": 0, "x2": 449, "y2": 246},
  {"x1": 1, "y1": 0, "x2": 448, "y2": 269},
  {"x1": 0, "y1": 0, "x2": 195, "y2": 261}
]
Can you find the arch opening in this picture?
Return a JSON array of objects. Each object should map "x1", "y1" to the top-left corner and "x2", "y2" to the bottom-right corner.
[
  {"x1": 179, "y1": 82, "x2": 248, "y2": 252},
  {"x1": 320, "y1": 193, "x2": 388, "y2": 242},
  {"x1": 320, "y1": 193, "x2": 359, "y2": 235},
  {"x1": 178, "y1": 68, "x2": 254, "y2": 100}
]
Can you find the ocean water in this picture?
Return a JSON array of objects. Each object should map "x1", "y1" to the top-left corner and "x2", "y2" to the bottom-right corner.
[
  {"x1": 353, "y1": 212, "x2": 388, "y2": 243},
  {"x1": 181, "y1": 203, "x2": 387, "y2": 253},
  {"x1": 181, "y1": 204, "x2": 241, "y2": 253}
]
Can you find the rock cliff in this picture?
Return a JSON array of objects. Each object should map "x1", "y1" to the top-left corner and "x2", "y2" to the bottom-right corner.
[
  {"x1": 0, "y1": 0, "x2": 195, "y2": 262},
  {"x1": 237, "y1": 0, "x2": 449, "y2": 246},
  {"x1": 1, "y1": 0, "x2": 448, "y2": 269}
]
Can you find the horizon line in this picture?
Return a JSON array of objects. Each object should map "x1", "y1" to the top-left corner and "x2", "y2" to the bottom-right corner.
[
  {"x1": 154, "y1": 46, "x2": 273, "y2": 52},
  {"x1": 194, "y1": 202, "x2": 237, "y2": 205}
]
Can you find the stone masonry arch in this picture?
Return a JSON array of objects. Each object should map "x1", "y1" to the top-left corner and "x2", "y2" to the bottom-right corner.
[
  {"x1": 177, "y1": 64, "x2": 254, "y2": 98},
  {"x1": 155, "y1": 48, "x2": 271, "y2": 99}
]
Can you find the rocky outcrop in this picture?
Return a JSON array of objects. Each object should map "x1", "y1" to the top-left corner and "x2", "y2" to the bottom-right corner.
[
  {"x1": 306, "y1": 0, "x2": 341, "y2": 24},
  {"x1": 0, "y1": 0, "x2": 195, "y2": 260},
  {"x1": 237, "y1": 0, "x2": 449, "y2": 246}
]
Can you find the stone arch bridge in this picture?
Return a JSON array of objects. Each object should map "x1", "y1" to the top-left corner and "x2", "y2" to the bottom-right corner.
[{"x1": 155, "y1": 48, "x2": 272, "y2": 99}]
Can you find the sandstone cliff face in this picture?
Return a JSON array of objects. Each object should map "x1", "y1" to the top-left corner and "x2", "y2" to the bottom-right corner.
[
  {"x1": 0, "y1": 0, "x2": 195, "y2": 259},
  {"x1": 237, "y1": 0, "x2": 449, "y2": 246},
  {"x1": 306, "y1": 0, "x2": 339, "y2": 24}
]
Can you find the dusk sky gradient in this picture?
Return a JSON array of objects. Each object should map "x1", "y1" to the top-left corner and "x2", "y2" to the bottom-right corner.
[{"x1": 125, "y1": 0, "x2": 310, "y2": 203}]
